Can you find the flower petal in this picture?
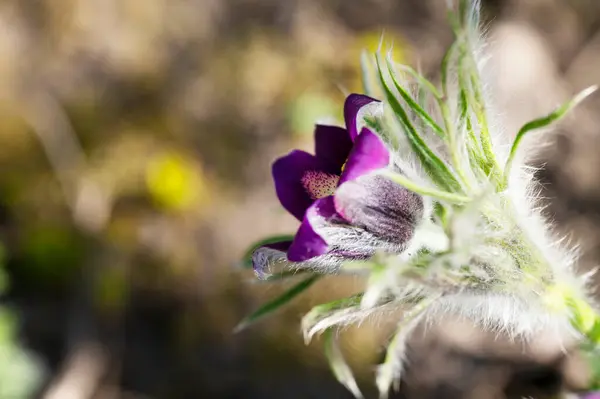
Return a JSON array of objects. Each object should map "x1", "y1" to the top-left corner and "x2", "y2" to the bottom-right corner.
[
  {"x1": 287, "y1": 196, "x2": 337, "y2": 262},
  {"x1": 344, "y1": 94, "x2": 379, "y2": 140},
  {"x1": 339, "y1": 127, "x2": 389, "y2": 185},
  {"x1": 263, "y1": 240, "x2": 293, "y2": 252},
  {"x1": 272, "y1": 150, "x2": 333, "y2": 221},
  {"x1": 334, "y1": 174, "x2": 423, "y2": 245},
  {"x1": 314, "y1": 125, "x2": 353, "y2": 173}
]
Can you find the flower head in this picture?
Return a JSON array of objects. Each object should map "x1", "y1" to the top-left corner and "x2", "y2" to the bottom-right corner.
[{"x1": 253, "y1": 94, "x2": 423, "y2": 276}]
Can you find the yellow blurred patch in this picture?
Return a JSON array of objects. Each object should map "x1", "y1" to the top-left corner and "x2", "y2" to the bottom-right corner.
[
  {"x1": 146, "y1": 151, "x2": 209, "y2": 212},
  {"x1": 348, "y1": 30, "x2": 410, "y2": 94},
  {"x1": 356, "y1": 31, "x2": 408, "y2": 63},
  {"x1": 289, "y1": 91, "x2": 339, "y2": 138}
]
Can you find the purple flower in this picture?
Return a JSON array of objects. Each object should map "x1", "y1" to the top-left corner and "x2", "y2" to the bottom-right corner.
[
  {"x1": 252, "y1": 94, "x2": 423, "y2": 276},
  {"x1": 582, "y1": 393, "x2": 600, "y2": 399}
]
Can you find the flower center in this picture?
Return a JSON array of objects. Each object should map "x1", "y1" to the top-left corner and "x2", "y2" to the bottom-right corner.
[{"x1": 301, "y1": 170, "x2": 339, "y2": 199}]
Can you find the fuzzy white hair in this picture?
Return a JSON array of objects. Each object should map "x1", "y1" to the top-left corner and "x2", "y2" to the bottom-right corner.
[{"x1": 296, "y1": 1, "x2": 599, "y2": 397}]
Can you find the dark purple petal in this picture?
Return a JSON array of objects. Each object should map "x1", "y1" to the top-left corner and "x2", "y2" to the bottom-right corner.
[
  {"x1": 314, "y1": 124, "x2": 353, "y2": 173},
  {"x1": 344, "y1": 94, "x2": 379, "y2": 140},
  {"x1": 287, "y1": 196, "x2": 337, "y2": 262},
  {"x1": 339, "y1": 127, "x2": 389, "y2": 185},
  {"x1": 334, "y1": 174, "x2": 423, "y2": 246},
  {"x1": 272, "y1": 150, "x2": 333, "y2": 221},
  {"x1": 263, "y1": 240, "x2": 292, "y2": 252}
]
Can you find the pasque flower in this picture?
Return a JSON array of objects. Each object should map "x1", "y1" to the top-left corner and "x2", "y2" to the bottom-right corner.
[
  {"x1": 252, "y1": 94, "x2": 423, "y2": 275},
  {"x1": 240, "y1": 1, "x2": 600, "y2": 398}
]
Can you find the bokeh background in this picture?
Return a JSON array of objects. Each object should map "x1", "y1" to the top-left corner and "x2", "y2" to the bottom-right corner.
[{"x1": 1, "y1": 0, "x2": 600, "y2": 398}]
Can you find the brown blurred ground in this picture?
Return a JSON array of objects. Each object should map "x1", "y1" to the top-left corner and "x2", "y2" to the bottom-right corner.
[{"x1": 0, "y1": 0, "x2": 599, "y2": 398}]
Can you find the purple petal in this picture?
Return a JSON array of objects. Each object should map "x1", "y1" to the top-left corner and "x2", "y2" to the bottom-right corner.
[
  {"x1": 272, "y1": 150, "x2": 333, "y2": 221},
  {"x1": 339, "y1": 127, "x2": 389, "y2": 185},
  {"x1": 263, "y1": 240, "x2": 292, "y2": 252},
  {"x1": 314, "y1": 125, "x2": 353, "y2": 173},
  {"x1": 287, "y1": 196, "x2": 337, "y2": 262},
  {"x1": 344, "y1": 94, "x2": 379, "y2": 140},
  {"x1": 334, "y1": 174, "x2": 423, "y2": 245},
  {"x1": 581, "y1": 393, "x2": 600, "y2": 399}
]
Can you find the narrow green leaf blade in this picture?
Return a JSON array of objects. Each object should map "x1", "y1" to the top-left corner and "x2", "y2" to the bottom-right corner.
[
  {"x1": 376, "y1": 297, "x2": 436, "y2": 398},
  {"x1": 385, "y1": 58, "x2": 445, "y2": 137},
  {"x1": 324, "y1": 329, "x2": 364, "y2": 399},
  {"x1": 302, "y1": 294, "x2": 364, "y2": 342},
  {"x1": 375, "y1": 53, "x2": 461, "y2": 193},
  {"x1": 504, "y1": 86, "x2": 597, "y2": 184},
  {"x1": 360, "y1": 50, "x2": 375, "y2": 97},
  {"x1": 440, "y1": 40, "x2": 457, "y2": 99},
  {"x1": 395, "y1": 64, "x2": 441, "y2": 100},
  {"x1": 378, "y1": 170, "x2": 470, "y2": 204},
  {"x1": 234, "y1": 275, "x2": 320, "y2": 333}
]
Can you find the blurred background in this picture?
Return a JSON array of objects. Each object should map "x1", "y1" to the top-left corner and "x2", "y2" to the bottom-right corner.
[{"x1": 1, "y1": 0, "x2": 600, "y2": 398}]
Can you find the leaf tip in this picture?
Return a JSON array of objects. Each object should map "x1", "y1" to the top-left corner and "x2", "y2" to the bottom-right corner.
[
  {"x1": 576, "y1": 85, "x2": 599, "y2": 104},
  {"x1": 232, "y1": 319, "x2": 249, "y2": 334}
]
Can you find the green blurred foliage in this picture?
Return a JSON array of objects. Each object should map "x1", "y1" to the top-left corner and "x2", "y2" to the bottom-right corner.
[
  {"x1": 0, "y1": 242, "x2": 44, "y2": 398},
  {"x1": 19, "y1": 226, "x2": 85, "y2": 288}
]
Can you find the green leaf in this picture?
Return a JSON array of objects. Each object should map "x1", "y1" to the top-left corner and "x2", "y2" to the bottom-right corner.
[
  {"x1": 360, "y1": 51, "x2": 375, "y2": 97},
  {"x1": 587, "y1": 319, "x2": 600, "y2": 345},
  {"x1": 324, "y1": 329, "x2": 364, "y2": 399},
  {"x1": 503, "y1": 86, "x2": 597, "y2": 186},
  {"x1": 375, "y1": 53, "x2": 461, "y2": 193},
  {"x1": 378, "y1": 170, "x2": 470, "y2": 204},
  {"x1": 440, "y1": 40, "x2": 457, "y2": 99},
  {"x1": 455, "y1": 47, "x2": 490, "y2": 178},
  {"x1": 361, "y1": 264, "x2": 390, "y2": 309},
  {"x1": 394, "y1": 64, "x2": 442, "y2": 100},
  {"x1": 459, "y1": 85, "x2": 484, "y2": 166},
  {"x1": 240, "y1": 234, "x2": 295, "y2": 269},
  {"x1": 446, "y1": 10, "x2": 503, "y2": 185},
  {"x1": 580, "y1": 342, "x2": 600, "y2": 390},
  {"x1": 302, "y1": 294, "x2": 364, "y2": 342},
  {"x1": 364, "y1": 114, "x2": 385, "y2": 135},
  {"x1": 453, "y1": 31, "x2": 501, "y2": 182},
  {"x1": 467, "y1": 67, "x2": 502, "y2": 184},
  {"x1": 376, "y1": 297, "x2": 437, "y2": 398},
  {"x1": 234, "y1": 275, "x2": 320, "y2": 333},
  {"x1": 385, "y1": 58, "x2": 445, "y2": 137}
]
